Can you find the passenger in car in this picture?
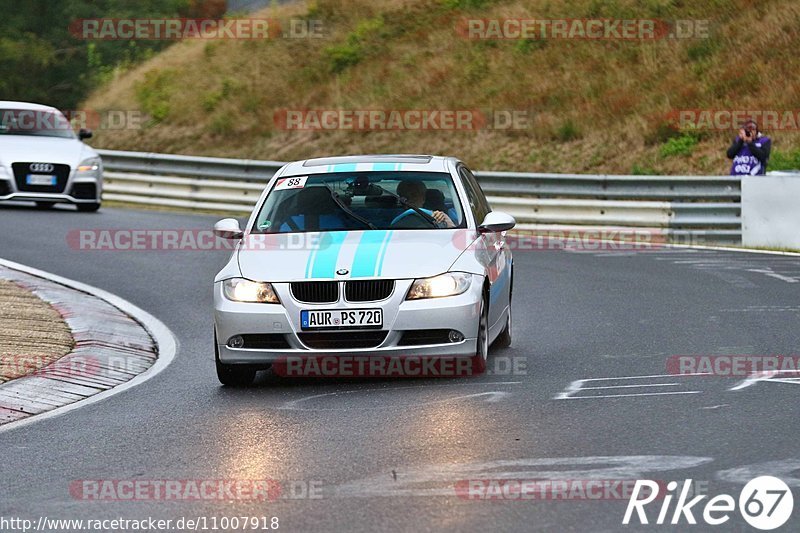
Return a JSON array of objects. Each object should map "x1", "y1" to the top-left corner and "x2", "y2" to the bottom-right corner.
[{"x1": 279, "y1": 186, "x2": 352, "y2": 231}]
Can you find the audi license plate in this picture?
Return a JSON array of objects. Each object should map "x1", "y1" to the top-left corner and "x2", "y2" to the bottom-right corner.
[
  {"x1": 26, "y1": 174, "x2": 57, "y2": 186},
  {"x1": 301, "y1": 309, "x2": 383, "y2": 330}
]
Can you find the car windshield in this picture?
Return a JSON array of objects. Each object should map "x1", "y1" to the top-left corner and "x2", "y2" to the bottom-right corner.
[
  {"x1": 0, "y1": 108, "x2": 75, "y2": 138},
  {"x1": 252, "y1": 171, "x2": 466, "y2": 233}
]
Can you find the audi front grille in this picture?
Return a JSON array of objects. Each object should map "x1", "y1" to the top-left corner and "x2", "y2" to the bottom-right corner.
[{"x1": 12, "y1": 162, "x2": 70, "y2": 193}]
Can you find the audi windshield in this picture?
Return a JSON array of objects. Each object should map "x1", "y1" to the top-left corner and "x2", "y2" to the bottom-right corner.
[{"x1": 0, "y1": 108, "x2": 75, "y2": 138}]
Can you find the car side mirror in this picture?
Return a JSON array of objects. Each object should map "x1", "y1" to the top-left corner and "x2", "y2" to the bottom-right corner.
[
  {"x1": 214, "y1": 218, "x2": 244, "y2": 240},
  {"x1": 78, "y1": 128, "x2": 93, "y2": 140},
  {"x1": 478, "y1": 211, "x2": 516, "y2": 233}
]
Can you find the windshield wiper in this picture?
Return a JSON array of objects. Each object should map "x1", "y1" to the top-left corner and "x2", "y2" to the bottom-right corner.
[
  {"x1": 374, "y1": 185, "x2": 439, "y2": 228},
  {"x1": 323, "y1": 182, "x2": 377, "y2": 230}
]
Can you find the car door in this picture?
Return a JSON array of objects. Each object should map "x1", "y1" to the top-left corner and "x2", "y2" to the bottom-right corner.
[{"x1": 458, "y1": 165, "x2": 511, "y2": 330}]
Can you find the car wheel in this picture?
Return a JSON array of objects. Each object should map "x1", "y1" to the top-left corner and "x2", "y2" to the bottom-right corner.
[
  {"x1": 469, "y1": 295, "x2": 489, "y2": 375},
  {"x1": 216, "y1": 360, "x2": 256, "y2": 386},
  {"x1": 215, "y1": 332, "x2": 255, "y2": 386},
  {"x1": 77, "y1": 202, "x2": 101, "y2": 212},
  {"x1": 494, "y1": 271, "x2": 512, "y2": 348},
  {"x1": 494, "y1": 305, "x2": 512, "y2": 348},
  {"x1": 35, "y1": 201, "x2": 56, "y2": 209}
]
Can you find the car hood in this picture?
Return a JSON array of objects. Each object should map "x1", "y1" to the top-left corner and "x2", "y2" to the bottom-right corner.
[
  {"x1": 0, "y1": 135, "x2": 95, "y2": 168},
  {"x1": 236, "y1": 229, "x2": 477, "y2": 282}
]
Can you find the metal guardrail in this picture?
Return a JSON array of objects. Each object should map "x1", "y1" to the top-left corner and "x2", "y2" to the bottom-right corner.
[
  {"x1": 98, "y1": 150, "x2": 285, "y2": 181},
  {"x1": 97, "y1": 149, "x2": 742, "y2": 243}
]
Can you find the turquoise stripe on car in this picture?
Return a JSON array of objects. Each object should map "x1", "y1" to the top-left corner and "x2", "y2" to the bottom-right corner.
[
  {"x1": 371, "y1": 162, "x2": 401, "y2": 171},
  {"x1": 309, "y1": 232, "x2": 347, "y2": 278},
  {"x1": 350, "y1": 231, "x2": 389, "y2": 278},
  {"x1": 374, "y1": 230, "x2": 394, "y2": 276},
  {"x1": 327, "y1": 163, "x2": 358, "y2": 173},
  {"x1": 304, "y1": 246, "x2": 318, "y2": 278}
]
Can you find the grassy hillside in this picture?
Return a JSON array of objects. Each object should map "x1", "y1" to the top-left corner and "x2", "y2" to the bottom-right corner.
[{"x1": 84, "y1": 0, "x2": 800, "y2": 174}]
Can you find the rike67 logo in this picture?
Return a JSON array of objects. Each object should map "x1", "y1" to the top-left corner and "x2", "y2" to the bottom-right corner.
[{"x1": 623, "y1": 477, "x2": 793, "y2": 530}]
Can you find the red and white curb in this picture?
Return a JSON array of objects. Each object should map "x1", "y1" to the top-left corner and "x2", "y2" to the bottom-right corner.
[{"x1": 0, "y1": 258, "x2": 176, "y2": 433}]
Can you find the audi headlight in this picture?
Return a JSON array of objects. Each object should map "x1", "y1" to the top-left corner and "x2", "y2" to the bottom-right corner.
[
  {"x1": 406, "y1": 273, "x2": 472, "y2": 300},
  {"x1": 223, "y1": 278, "x2": 280, "y2": 303},
  {"x1": 76, "y1": 157, "x2": 101, "y2": 176}
]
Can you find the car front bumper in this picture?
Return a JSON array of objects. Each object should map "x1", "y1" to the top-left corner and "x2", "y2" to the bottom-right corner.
[
  {"x1": 0, "y1": 176, "x2": 102, "y2": 205},
  {"x1": 213, "y1": 275, "x2": 484, "y2": 366}
]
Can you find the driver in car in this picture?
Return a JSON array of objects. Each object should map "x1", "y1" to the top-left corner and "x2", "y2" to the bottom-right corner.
[{"x1": 391, "y1": 180, "x2": 455, "y2": 228}]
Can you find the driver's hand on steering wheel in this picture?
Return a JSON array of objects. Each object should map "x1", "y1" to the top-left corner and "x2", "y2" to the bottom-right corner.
[{"x1": 432, "y1": 210, "x2": 455, "y2": 228}]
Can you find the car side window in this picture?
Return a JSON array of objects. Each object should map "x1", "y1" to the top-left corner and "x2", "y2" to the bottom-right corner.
[{"x1": 458, "y1": 166, "x2": 490, "y2": 224}]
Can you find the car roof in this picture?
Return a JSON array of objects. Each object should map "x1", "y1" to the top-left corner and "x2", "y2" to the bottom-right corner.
[
  {"x1": 280, "y1": 154, "x2": 458, "y2": 176},
  {"x1": 0, "y1": 101, "x2": 61, "y2": 112}
]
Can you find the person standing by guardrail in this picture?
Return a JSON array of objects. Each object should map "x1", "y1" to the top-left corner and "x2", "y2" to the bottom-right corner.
[{"x1": 726, "y1": 119, "x2": 771, "y2": 175}]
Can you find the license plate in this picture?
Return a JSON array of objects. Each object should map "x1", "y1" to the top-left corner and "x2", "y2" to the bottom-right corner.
[
  {"x1": 301, "y1": 309, "x2": 383, "y2": 330},
  {"x1": 26, "y1": 174, "x2": 57, "y2": 186}
]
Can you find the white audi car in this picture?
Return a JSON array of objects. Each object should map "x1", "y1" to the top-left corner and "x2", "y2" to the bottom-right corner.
[
  {"x1": 0, "y1": 101, "x2": 102, "y2": 211},
  {"x1": 213, "y1": 155, "x2": 514, "y2": 386}
]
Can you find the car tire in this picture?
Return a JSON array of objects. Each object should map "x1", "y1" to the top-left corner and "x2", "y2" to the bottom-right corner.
[
  {"x1": 494, "y1": 271, "x2": 512, "y2": 348},
  {"x1": 469, "y1": 295, "x2": 489, "y2": 375},
  {"x1": 216, "y1": 360, "x2": 256, "y2": 387},
  {"x1": 215, "y1": 332, "x2": 256, "y2": 386},
  {"x1": 35, "y1": 201, "x2": 56, "y2": 209},
  {"x1": 494, "y1": 306, "x2": 512, "y2": 348},
  {"x1": 77, "y1": 202, "x2": 101, "y2": 212}
]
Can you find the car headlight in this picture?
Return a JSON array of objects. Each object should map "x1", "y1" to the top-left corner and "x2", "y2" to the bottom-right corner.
[
  {"x1": 76, "y1": 157, "x2": 101, "y2": 176},
  {"x1": 223, "y1": 278, "x2": 280, "y2": 303},
  {"x1": 406, "y1": 273, "x2": 472, "y2": 300}
]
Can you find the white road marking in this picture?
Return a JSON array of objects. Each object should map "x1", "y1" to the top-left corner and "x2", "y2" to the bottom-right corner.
[
  {"x1": 718, "y1": 459, "x2": 800, "y2": 487},
  {"x1": 554, "y1": 373, "x2": 710, "y2": 400},
  {"x1": 279, "y1": 382, "x2": 519, "y2": 410},
  {"x1": 332, "y1": 455, "x2": 713, "y2": 498},
  {"x1": 562, "y1": 391, "x2": 701, "y2": 399},
  {"x1": 746, "y1": 268, "x2": 799, "y2": 283},
  {"x1": 722, "y1": 306, "x2": 800, "y2": 313},
  {"x1": 579, "y1": 383, "x2": 680, "y2": 390},
  {"x1": 645, "y1": 252, "x2": 800, "y2": 285},
  {"x1": 730, "y1": 370, "x2": 800, "y2": 391}
]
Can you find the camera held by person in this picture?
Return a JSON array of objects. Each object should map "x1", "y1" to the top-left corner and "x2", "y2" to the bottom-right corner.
[{"x1": 726, "y1": 119, "x2": 771, "y2": 175}]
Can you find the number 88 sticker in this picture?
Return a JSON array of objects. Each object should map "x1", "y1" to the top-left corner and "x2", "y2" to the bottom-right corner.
[
  {"x1": 739, "y1": 476, "x2": 794, "y2": 530},
  {"x1": 275, "y1": 176, "x2": 308, "y2": 190}
]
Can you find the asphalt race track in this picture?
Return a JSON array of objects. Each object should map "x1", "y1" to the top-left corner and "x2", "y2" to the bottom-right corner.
[{"x1": 1, "y1": 203, "x2": 799, "y2": 532}]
